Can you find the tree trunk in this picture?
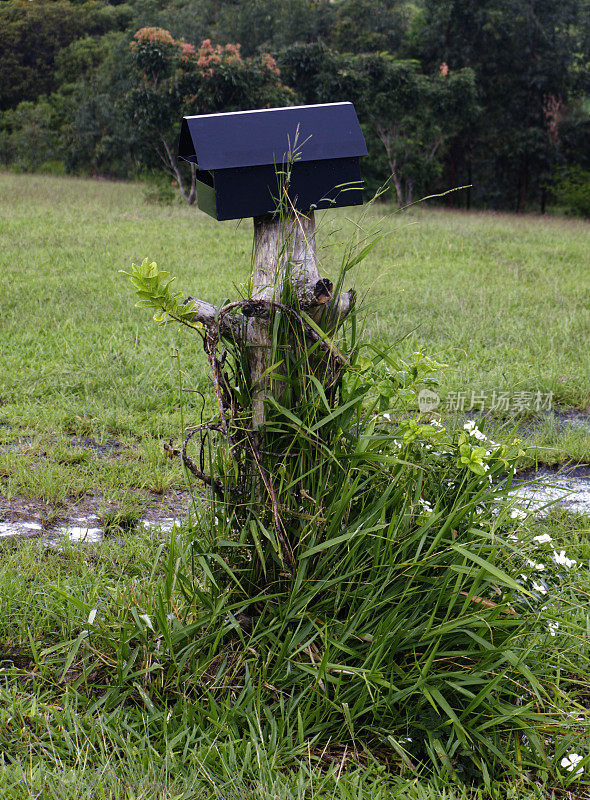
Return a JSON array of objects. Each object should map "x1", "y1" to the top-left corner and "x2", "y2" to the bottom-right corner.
[
  {"x1": 249, "y1": 211, "x2": 318, "y2": 433},
  {"x1": 518, "y1": 154, "x2": 528, "y2": 213},
  {"x1": 448, "y1": 139, "x2": 457, "y2": 207},
  {"x1": 182, "y1": 209, "x2": 354, "y2": 441},
  {"x1": 247, "y1": 210, "x2": 354, "y2": 434}
]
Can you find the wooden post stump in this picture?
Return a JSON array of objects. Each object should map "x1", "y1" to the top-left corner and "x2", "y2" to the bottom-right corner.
[{"x1": 248, "y1": 210, "x2": 355, "y2": 435}]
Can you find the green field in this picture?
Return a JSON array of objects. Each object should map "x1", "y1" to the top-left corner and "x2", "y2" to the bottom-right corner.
[
  {"x1": 0, "y1": 172, "x2": 589, "y2": 798},
  {"x1": 1, "y1": 172, "x2": 588, "y2": 509}
]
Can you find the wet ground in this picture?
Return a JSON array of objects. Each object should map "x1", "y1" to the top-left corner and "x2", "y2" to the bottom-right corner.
[
  {"x1": 460, "y1": 406, "x2": 590, "y2": 436},
  {"x1": 509, "y1": 465, "x2": 590, "y2": 517},
  {"x1": 0, "y1": 410, "x2": 588, "y2": 543},
  {"x1": 0, "y1": 490, "x2": 192, "y2": 544}
]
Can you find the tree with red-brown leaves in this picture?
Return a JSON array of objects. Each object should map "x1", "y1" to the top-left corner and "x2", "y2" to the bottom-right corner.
[{"x1": 129, "y1": 27, "x2": 294, "y2": 204}]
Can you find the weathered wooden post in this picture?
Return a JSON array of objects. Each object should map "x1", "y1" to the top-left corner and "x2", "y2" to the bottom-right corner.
[{"x1": 177, "y1": 103, "x2": 367, "y2": 435}]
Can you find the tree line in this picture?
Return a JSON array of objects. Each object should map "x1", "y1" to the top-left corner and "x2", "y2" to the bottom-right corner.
[{"x1": 1, "y1": 0, "x2": 588, "y2": 214}]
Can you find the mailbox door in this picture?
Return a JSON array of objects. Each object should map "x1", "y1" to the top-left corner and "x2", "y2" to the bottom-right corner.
[{"x1": 194, "y1": 170, "x2": 219, "y2": 220}]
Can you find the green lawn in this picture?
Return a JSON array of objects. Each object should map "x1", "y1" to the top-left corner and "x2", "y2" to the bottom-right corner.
[
  {"x1": 0, "y1": 172, "x2": 589, "y2": 799},
  {"x1": 1, "y1": 173, "x2": 588, "y2": 462}
]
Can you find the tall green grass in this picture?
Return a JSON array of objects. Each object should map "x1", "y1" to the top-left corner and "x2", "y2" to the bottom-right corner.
[
  {"x1": 111, "y1": 208, "x2": 590, "y2": 784},
  {"x1": 0, "y1": 173, "x2": 588, "y2": 797}
]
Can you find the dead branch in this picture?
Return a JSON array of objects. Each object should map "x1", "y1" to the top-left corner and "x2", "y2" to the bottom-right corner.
[{"x1": 182, "y1": 296, "x2": 244, "y2": 340}]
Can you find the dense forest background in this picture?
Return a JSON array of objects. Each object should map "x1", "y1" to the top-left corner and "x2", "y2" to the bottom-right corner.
[{"x1": 1, "y1": 0, "x2": 589, "y2": 213}]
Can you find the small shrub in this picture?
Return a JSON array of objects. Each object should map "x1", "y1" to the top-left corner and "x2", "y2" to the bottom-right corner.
[
  {"x1": 551, "y1": 167, "x2": 590, "y2": 217},
  {"x1": 99, "y1": 242, "x2": 590, "y2": 781},
  {"x1": 38, "y1": 159, "x2": 66, "y2": 176}
]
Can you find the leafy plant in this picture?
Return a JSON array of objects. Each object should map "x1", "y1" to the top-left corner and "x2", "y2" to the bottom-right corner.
[
  {"x1": 121, "y1": 258, "x2": 204, "y2": 327},
  {"x1": 551, "y1": 167, "x2": 590, "y2": 218},
  {"x1": 115, "y1": 221, "x2": 589, "y2": 782}
]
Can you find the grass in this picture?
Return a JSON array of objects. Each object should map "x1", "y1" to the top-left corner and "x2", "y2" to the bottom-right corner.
[
  {"x1": 1, "y1": 173, "x2": 588, "y2": 458},
  {"x1": 0, "y1": 172, "x2": 589, "y2": 797},
  {"x1": 0, "y1": 508, "x2": 586, "y2": 798}
]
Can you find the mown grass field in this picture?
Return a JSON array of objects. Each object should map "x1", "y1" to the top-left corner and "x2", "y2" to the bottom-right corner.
[
  {"x1": 0, "y1": 172, "x2": 589, "y2": 799},
  {"x1": 1, "y1": 173, "x2": 588, "y2": 482}
]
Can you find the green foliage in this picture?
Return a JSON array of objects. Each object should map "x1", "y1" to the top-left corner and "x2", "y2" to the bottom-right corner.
[
  {"x1": 0, "y1": 27, "x2": 136, "y2": 178},
  {"x1": 119, "y1": 211, "x2": 588, "y2": 780},
  {"x1": 331, "y1": 0, "x2": 419, "y2": 54},
  {"x1": 0, "y1": 173, "x2": 589, "y2": 795},
  {"x1": 128, "y1": 26, "x2": 294, "y2": 199},
  {"x1": 1, "y1": 0, "x2": 589, "y2": 210},
  {"x1": 0, "y1": 98, "x2": 60, "y2": 172},
  {"x1": 276, "y1": 46, "x2": 478, "y2": 203},
  {"x1": 0, "y1": 0, "x2": 131, "y2": 111},
  {"x1": 552, "y1": 167, "x2": 590, "y2": 218},
  {"x1": 42, "y1": 332, "x2": 588, "y2": 779},
  {"x1": 414, "y1": 0, "x2": 590, "y2": 210},
  {"x1": 121, "y1": 258, "x2": 204, "y2": 327}
]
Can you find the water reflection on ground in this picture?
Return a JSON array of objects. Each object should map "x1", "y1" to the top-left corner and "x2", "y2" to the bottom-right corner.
[
  {"x1": 0, "y1": 515, "x2": 182, "y2": 544},
  {"x1": 509, "y1": 466, "x2": 590, "y2": 516}
]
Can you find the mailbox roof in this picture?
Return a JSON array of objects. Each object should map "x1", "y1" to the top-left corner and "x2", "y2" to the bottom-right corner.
[{"x1": 178, "y1": 102, "x2": 367, "y2": 170}]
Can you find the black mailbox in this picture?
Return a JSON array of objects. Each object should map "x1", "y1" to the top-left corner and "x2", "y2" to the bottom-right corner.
[{"x1": 177, "y1": 102, "x2": 367, "y2": 221}]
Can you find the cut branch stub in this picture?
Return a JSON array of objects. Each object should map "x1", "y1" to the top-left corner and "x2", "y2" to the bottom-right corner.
[{"x1": 183, "y1": 296, "x2": 243, "y2": 340}]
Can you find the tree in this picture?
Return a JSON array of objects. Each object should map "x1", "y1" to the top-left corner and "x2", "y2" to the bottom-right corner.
[
  {"x1": 277, "y1": 45, "x2": 478, "y2": 205},
  {"x1": 329, "y1": 0, "x2": 419, "y2": 54},
  {"x1": 357, "y1": 56, "x2": 477, "y2": 205},
  {"x1": 129, "y1": 27, "x2": 294, "y2": 203},
  {"x1": 414, "y1": 0, "x2": 590, "y2": 210},
  {"x1": 0, "y1": 0, "x2": 131, "y2": 110}
]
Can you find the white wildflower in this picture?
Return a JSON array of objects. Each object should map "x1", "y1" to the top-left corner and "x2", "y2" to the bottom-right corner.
[
  {"x1": 510, "y1": 508, "x2": 527, "y2": 520},
  {"x1": 561, "y1": 753, "x2": 584, "y2": 774},
  {"x1": 383, "y1": 413, "x2": 392, "y2": 422},
  {"x1": 526, "y1": 559, "x2": 545, "y2": 571},
  {"x1": 531, "y1": 580, "x2": 547, "y2": 595},
  {"x1": 533, "y1": 533, "x2": 552, "y2": 544},
  {"x1": 548, "y1": 620, "x2": 559, "y2": 637},
  {"x1": 552, "y1": 550, "x2": 576, "y2": 569},
  {"x1": 463, "y1": 421, "x2": 488, "y2": 441}
]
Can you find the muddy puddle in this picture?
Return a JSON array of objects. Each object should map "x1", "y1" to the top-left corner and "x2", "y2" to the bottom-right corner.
[
  {"x1": 47, "y1": 514, "x2": 181, "y2": 545},
  {"x1": 0, "y1": 514, "x2": 185, "y2": 545},
  {"x1": 0, "y1": 416, "x2": 587, "y2": 545},
  {"x1": 509, "y1": 466, "x2": 590, "y2": 516},
  {"x1": 0, "y1": 432, "x2": 126, "y2": 457},
  {"x1": 0, "y1": 491, "x2": 192, "y2": 545},
  {"x1": 459, "y1": 407, "x2": 590, "y2": 437}
]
